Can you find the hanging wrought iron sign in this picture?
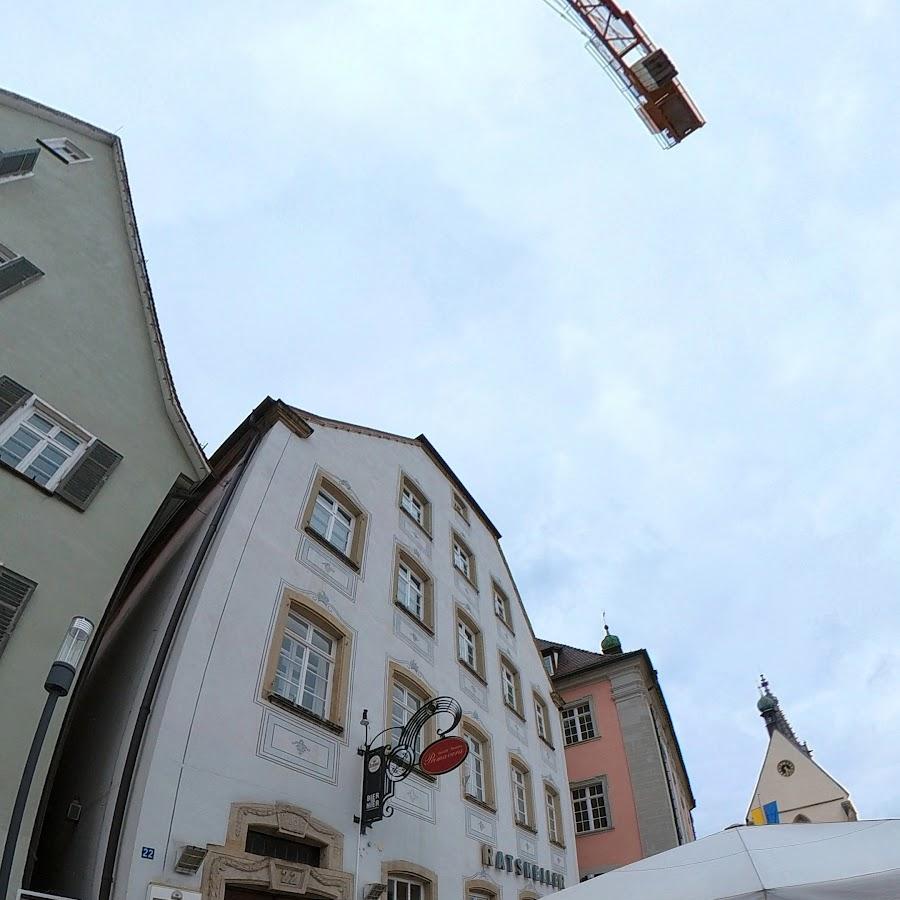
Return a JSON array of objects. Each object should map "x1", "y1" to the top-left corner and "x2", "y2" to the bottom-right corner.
[{"x1": 356, "y1": 696, "x2": 467, "y2": 833}]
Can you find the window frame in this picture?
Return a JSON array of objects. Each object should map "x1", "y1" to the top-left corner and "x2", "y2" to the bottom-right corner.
[
  {"x1": 0, "y1": 396, "x2": 92, "y2": 491},
  {"x1": 499, "y1": 653, "x2": 524, "y2": 718},
  {"x1": 393, "y1": 547, "x2": 435, "y2": 633},
  {"x1": 544, "y1": 782, "x2": 564, "y2": 847},
  {"x1": 262, "y1": 589, "x2": 352, "y2": 733},
  {"x1": 455, "y1": 606, "x2": 486, "y2": 681},
  {"x1": 452, "y1": 491, "x2": 470, "y2": 523},
  {"x1": 382, "y1": 864, "x2": 437, "y2": 900},
  {"x1": 386, "y1": 663, "x2": 437, "y2": 767},
  {"x1": 571, "y1": 777, "x2": 611, "y2": 834},
  {"x1": 399, "y1": 473, "x2": 432, "y2": 536},
  {"x1": 561, "y1": 700, "x2": 597, "y2": 745},
  {"x1": 38, "y1": 136, "x2": 92, "y2": 164},
  {"x1": 300, "y1": 471, "x2": 368, "y2": 570},
  {"x1": 533, "y1": 693, "x2": 553, "y2": 747},
  {"x1": 510, "y1": 754, "x2": 535, "y2": 831},
  {"x1": 464, "y1": 880, "x2": 497, "y2": 900},
  {"x1": 451, "y1": 531, "x2": 478, "y2": 591},
  {"x1": 461, "y1": 717, "x2": 496, "y2": 811},
  {"x1": 492, "y1": 582, "x2": 513, "y2": 631}
]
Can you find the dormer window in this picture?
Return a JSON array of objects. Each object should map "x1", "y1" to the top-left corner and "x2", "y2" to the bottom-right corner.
[
  {"x1": 0, "y1": 147, "x2": 40, "y2": 183},
  {"x1": 39, "y1": 137, "x2": 91, "y2": 165},
  {"x1": 542, "y1": 650, "x2": 558, "y2": 677}
]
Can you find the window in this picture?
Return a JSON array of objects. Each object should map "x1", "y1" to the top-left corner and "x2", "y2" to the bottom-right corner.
[
  {"x1": 39, "y1": 137, "x2": 92, "y2": 164},
  {"x1": 465, "y1": 734, "x2": 486, "y2": 803},
  {"x1": 388, "y1": 876, "x2": 424, "y2": 900},
  {"x1": 245, "y1": 828, "x2": 322, "y2": 865},
  {"x1": 541, "y1": 650, "x2": 558, "y2": 676},
  {"x1": 392, "y1": 681, "x2": 425, "y2": 756},
  {"x1": 457, "y1": 619, "x2": 477, "y2": 668},
  {"x1": 534, "y1": 694, "x2": 552, "y2": 745},
  {"x1": 399, "y1": 475, "x2": 431, "y2": 533},
  {"x1": 546, "y1": 786, "x2": 562, "y2": 844},
  {"x1": 310, "y1": 489, "x2": 353, "y2": 554},
  {"x1": 452, "y1": 535, "x2": 474, "y2": 581},
  {"x1": 572, "y1": 781, "x2": 609, "y2": 833},
  {"x1": 500, "y1": 655, "x2": 523, "y2": 716},
  {"x1": 510, "y1": 759, "x2": 534, "y2": 829},
  {"x1": 264, "y1": 589, "x2": 352, "y2": 730},
  {"x1": 272, "y1": 610, "x2": 335, "y2": 719},
  {"x1": 452, "y1": 491, "x2": 469, "y2": 522},
  {"x1": 0, "y1": 565, "x2": 38, "y2": 659},
  {"x1": 462, "y1": 719, "x2": 496, "y2": 809},
  {"x1": 397, "y1": 561, "x2": 424, "y2": 619},
  {"x1": 0, "y1": 407, "x2": 86, "y2": 489},
  {"x1": 0, "y1": 147, "x2": 39, "y2": 183},
  {"x1": 393, "y1": 548, "x2": 434, "y2": 631},
  {"x1": 562, "y1": 702, "x2": 596, "y2": 744},
  {"x1": 0, "y1": 246, "x2": 44, "y2": 301},
  {"x1": 301, "y1": 472, "x2": 368, "y2": 569},
  {"x1": 493, "y1": 583, "x2": 512, "y2": 629}
]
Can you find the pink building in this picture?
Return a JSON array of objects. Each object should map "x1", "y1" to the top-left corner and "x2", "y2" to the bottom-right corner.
[{"x1": 537, "y1": 629, "x2": 695, "y2": 878}]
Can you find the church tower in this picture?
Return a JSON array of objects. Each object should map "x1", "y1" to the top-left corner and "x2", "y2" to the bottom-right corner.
[{"x1": 746, "y1": 677, "x2": 858, "y2": 825}]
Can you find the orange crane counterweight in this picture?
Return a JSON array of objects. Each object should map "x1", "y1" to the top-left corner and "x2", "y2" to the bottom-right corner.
[{"x1": 546, "y1": 0, "x2": 704, "y2": 147}]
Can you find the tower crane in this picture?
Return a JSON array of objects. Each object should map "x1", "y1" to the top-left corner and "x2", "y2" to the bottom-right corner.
[{"x1": 545, "y1": 0, "x2": 704, "y2": 147}]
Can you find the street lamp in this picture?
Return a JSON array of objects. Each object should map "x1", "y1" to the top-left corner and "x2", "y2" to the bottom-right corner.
[{"x1": 0, "y1": 616, "x2": 94, "y2": 896}]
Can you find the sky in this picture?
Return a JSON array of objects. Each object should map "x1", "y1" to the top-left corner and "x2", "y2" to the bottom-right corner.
[{"x1": 8, "y1": 0, "x2": 900, "y2": 837}]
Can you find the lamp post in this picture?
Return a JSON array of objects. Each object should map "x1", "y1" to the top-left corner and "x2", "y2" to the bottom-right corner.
[{"x1": 0, "y1": 616, "x2": 94, "y2": 898}]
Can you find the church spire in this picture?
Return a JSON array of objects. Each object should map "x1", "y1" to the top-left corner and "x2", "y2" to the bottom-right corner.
[{"x1": 757, "y1": 675, "x2": 811, "y2": 757}]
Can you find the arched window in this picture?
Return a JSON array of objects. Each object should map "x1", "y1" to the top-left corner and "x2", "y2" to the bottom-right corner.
[
  {"x1": 793, "y1": 814, "x2": 811, "y2": 823},
  {"x1": 384, "y1": 861, "x2": 438, "y2": 900}
]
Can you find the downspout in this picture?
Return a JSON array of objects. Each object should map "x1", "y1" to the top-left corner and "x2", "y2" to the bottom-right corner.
[{"x1": 98, "y1": 428, "x2": 262, "y2": 900}]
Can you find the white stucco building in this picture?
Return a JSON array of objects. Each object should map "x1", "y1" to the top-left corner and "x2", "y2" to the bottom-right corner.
[{"x1": 31, "y1": 399, "x2": 577, "y2": 900}]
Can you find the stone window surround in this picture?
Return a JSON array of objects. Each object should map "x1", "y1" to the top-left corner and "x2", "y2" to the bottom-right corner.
[
  {"x1": 491, "y1": 581, "x2": 514, "y2": 633},
  {"x1": 560, "y1": 696, "x2": 599, "y2": 746},
  {"x1": 543, "y1": 780, "x2": 565, "y2": 848},
  {"x1": 509, "y1": 752, "x2": 536, "y2": 833},
  {"x1": 393, "y1": 543, "x2": 436, "y2": 633},
  {"x1": 398, "y1": 471, "x2": 433, "y2": 537},
  {"x1": 262, "y1": 587, "x2": 353, "y2": 733},
  {"x1": 300, "y1": 468, "x2": 369, "y2": 572},
  {"x1": 499, "y1": 653, "x2": 525, "y2": 720},
  {"x1": 383, "y1": 860, "x2": 439, "y2": 900},
  {"x1": 569, "y1": 775, "x2": 613, "y2": 835},
  {"x1": 202, "y1": 802, "x2": 353, "y2": 900},
  {"x1": 455, "y1": 605, "x2": 486, "y2": 683},
  {"x1": 385, "y1": 661, "x2": 439, "y2": 752},
  {"x1": 451, "y1": 530, "x2": 478, "y2": 590},
  {"x1": 460, "y1": 715, "x2": 497, "y2": 811},
  {"x1": 465, "y1": 877, "x2": 499, "y2": 900},
  {"x1": 532, "y1": 692, "x2": 554, "y2": 748}
]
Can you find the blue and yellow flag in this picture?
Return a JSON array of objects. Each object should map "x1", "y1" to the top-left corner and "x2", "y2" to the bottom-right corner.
[{"x1": 750, "y1": 801, "x2": 780, "y2": 825}]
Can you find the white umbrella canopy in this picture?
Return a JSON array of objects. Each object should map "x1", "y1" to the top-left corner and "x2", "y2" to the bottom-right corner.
[{"x1": 558, "y1": 820, "x2": 900, "y2": 899}]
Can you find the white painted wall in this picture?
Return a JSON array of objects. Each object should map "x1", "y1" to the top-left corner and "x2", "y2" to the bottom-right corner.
[{"x1": 108, "y1": 417, "x2": 577, "y2": 897}]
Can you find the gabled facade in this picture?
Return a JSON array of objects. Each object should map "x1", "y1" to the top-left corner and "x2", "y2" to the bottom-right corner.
[
  {"x1": 537, "y1": 631, "x2": 695, "y2": 879},
  {"x1": 0, "y1": 89, "x2": 208, "y2": 898},
  {"x1": 31, "y1": 400, "x2": 577, "y2": 900},
  {"x1": 746, "y1": 678, "x2": 858, "y2": 825}
]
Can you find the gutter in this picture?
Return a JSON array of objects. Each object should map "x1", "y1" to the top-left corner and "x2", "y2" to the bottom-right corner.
[{"x1": 98, "y1": 427, "x2": 261, "y2": 899}]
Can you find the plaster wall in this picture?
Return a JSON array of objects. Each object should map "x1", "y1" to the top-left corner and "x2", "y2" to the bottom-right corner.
[
  {"x1": 749, "y1": 730, "x2": 851, "y2": 824},
  {"x1": 557, "y1": 679, "x2": 641, "y2": 875},
  {"x1": 0, "y1": 100, "x2": 201, "y2": 897},
  {"x1": 37, "y1": 418, "x2": 578, "y2": 900}
]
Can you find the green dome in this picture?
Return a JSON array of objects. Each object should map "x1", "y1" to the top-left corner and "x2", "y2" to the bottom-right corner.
[
  {"x1": 601, "y1": 631, "x2": 622, "y2": 654},
  {"x1": 757, "y1": 693, "x2": 777, "y2": 712}
]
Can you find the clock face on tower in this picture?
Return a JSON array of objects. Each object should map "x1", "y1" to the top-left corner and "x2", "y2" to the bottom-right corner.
[{"x1": 777, "y1": 759, "x2": 795, "y2": 777}]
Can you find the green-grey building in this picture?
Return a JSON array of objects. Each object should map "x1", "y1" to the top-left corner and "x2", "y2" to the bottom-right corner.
[{"x1": 0, "y1": 89, "x2": 208, "y2": 898}]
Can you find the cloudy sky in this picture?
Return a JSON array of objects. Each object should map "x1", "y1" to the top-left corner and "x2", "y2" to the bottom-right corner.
[{"x1": 10, "y1": 1, "x2": 899, "y2": 836}]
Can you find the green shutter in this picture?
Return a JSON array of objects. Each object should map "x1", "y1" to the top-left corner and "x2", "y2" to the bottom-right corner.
[
  {"x1": 0, "y1": 565, "x2": 37, "y2": 658},
  {"x1": 55, "y1": 439, "x2": 123, "y2": 511},
  {"x1": 0, "y1": 148, "x2": 39, "y2": 179},
  {"x1": 0, "y1": 256, "x2": 44, "y2": 300},
  {"x1": 0, "y1": 375, "x2": 32, "y2": 424}
]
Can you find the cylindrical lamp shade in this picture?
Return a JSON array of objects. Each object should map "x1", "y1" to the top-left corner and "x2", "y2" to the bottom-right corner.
[{"x1": 54, "y1": 617, "x2": 94, "y2": 668}]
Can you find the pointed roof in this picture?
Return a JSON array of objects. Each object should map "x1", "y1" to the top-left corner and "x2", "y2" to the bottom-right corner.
[
  {"x1": 0, "y1": 88, "x2": 208, "y2": 478},
  {"x1": 758, "y1": 676, "x2": 812, "y2": 758}
]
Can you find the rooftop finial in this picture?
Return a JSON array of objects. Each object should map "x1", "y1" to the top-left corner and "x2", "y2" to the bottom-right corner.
[{"x1": 600, "y1": 613, "x2": 622, "y2": 655}]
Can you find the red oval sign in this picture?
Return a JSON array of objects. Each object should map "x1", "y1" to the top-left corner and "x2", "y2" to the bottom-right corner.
[{"x1": 419, "y1": 736, "x2": 469, "y2": 776}]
